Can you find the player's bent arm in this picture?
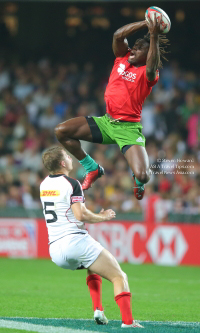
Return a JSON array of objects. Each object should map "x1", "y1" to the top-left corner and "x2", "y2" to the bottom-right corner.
[
  {"x1": 146, "y1": 13, "x2": 165, "y2": 81},
  {"x1": 113, "y1": 21, "x2": 147, "y2": 57},
  {"x1": 146, "y1": 34, "x2": 160, "y2": 81},
  {"x1": 71, "y1": 202, "x2": 116, "y2": 223}
]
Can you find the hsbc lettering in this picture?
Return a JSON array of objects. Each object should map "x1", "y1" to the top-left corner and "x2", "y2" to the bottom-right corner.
[
  {"x1": 87, "y1": 223, "x2": 146, "y2": 264},
  {"x1": 126, "y1": 224, "x2": 146, "y2": 264},
  {"x1": 87, "y1": 223, "x2": 188, "y2": 266}
]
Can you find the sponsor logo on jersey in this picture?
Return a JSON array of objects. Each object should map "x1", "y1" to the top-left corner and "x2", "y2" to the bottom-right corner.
[
  {"x1": 136, "y1": 137, "x2": 145, "y2": 143},
  {"x1": 117, "y1": 63, "x2": 136, "y2": 82},
  {"x1": 40, "y1": 190, "x2": 60, "y2": 197},
  {"x1": 71, "y1": 196, "x2": 84, "y2": 203}
]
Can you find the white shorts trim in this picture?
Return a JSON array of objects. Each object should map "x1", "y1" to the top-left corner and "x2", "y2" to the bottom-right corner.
[{"x1": 49, "y1": 233, "x2": 103, "y2": 270}]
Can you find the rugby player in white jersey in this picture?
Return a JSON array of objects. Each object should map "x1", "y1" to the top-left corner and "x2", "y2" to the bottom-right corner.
[{"x1": 40, "y1": 146, "x2": 143, "y2": 328}]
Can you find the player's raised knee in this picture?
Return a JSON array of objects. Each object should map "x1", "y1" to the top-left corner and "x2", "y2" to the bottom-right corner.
[
  {"x1": 123, "y1": 271, "x2": 128, "y2": 282},
  {"x1": 54, "y1": 123, "x2": 63, "y2": 140},
  {"x1": 113, "y1": 270, "x2": 127, "y2": 284},
  {"x1": 54, "y1": 122, "x2": 70, "y2": 141},
  {"x1": 122, "y1": 271, "x2": 129, "y2": 286}
]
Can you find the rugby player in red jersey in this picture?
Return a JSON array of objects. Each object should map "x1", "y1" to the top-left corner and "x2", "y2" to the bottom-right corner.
[{"x1": 55, "y1": 14, "x2": 169, "y2": 200}]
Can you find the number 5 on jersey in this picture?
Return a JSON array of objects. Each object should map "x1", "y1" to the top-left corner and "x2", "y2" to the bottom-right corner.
[{"x1": 44, "y1": 202, "x2": 58, "y2": 223}]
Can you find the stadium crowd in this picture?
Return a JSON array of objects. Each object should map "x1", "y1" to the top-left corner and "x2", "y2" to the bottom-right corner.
[{"x1": 0, "y1": 58, "x2": 199, "y2": 222}]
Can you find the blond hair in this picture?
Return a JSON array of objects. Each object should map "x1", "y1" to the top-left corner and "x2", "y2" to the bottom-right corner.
[{"x1": 42, "y1": 146, "x2": 65, "y2": 172}]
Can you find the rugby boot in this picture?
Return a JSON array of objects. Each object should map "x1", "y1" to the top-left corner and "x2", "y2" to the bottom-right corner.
[
  {"x1": 121, "y1": 321, "x2": 144, "y2": 328},
  {"x1": 82, "y1": 165, "x2": 104, "y2": 190},
  {"x1": 133, "y1": 173, "x2": 145, "y2": 200},
  {"x1": 94, "y1": 309, "x2": 108, "y2": 325}
]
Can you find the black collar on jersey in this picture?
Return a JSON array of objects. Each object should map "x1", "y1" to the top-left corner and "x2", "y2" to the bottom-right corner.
[{"x1": 49, "y1": 174, "x2": 65, "y2": 178}]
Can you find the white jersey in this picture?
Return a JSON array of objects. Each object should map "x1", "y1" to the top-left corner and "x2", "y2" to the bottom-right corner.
[{"x1": 40, "y1": 174, "x2": 87, "y2": 244}]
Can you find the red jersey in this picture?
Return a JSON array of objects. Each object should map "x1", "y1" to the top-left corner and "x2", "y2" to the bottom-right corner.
[{"x1": 104, "y1": 51, "x2": 159, "y2": 122}]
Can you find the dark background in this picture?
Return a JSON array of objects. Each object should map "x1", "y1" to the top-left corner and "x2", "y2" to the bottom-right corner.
[{"x1": 0, "y1": 1, "x2": 199, "y2": 70}]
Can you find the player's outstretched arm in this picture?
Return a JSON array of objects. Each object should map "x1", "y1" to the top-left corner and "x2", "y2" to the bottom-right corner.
[
  {"x1": 71, "y1": 202, "x2": 116, "y2": 223},
  {"x1": 112, "y1": 20, "x2": 147, "y2": 57},
  {"x1": 146, "y1": 13, "x2": 166, "y2": 81}
]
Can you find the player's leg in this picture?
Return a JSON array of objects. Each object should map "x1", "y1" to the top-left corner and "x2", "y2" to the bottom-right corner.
[
  {"x1": 123, "y1": 144, "x2": 150, "y2": 200},
  {"x1": 88, "y1": 249, "x2": 129, "y2": 295},
  {"x1": 86, "y1": 269, "x2": 108, "y2": 325},
  {"x1": 55, "y1": 117, "x2": 104, "y2": 189},
  {"x1": 87, "y1": 269, "x2": 103, "y2": 311},
  {"x1": 88, "y1": 249, "x2": 134, "y2": 326},
  {"x1": 112, "y1": 120, "x2": 149, "y2": 200},
  {"x1": 55, "y1": 116, "x2": 93, "y2": 159},
  {"x1": 124, "y1": 145, "x2": 150, "y2": 183}
]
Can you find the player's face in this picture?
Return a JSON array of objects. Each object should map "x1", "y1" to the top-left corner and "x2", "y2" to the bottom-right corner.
[
  {"x1": 63, "y1": 152, "x2": 73, "y2": 171},
  {"x1": 128, "y1": 41, "x2": 149, "y2": 66}
]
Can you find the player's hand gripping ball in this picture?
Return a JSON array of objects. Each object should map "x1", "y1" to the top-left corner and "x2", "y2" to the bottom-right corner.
[{"x1": 145, "y1": 6, "x2": 171, "y2": 34}]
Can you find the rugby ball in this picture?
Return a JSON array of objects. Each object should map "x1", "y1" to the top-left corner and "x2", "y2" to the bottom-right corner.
[{"x1": 145, "y1": 6, "x2": 171, "y2": 34}]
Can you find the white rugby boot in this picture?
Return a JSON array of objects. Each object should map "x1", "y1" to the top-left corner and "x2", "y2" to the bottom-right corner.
[
  {"x1": 94, "y1": 309, "x2": 108, "y2": 325},
  {"x1": 121, "y1": 320, "x2": 144, "y2": 328}
]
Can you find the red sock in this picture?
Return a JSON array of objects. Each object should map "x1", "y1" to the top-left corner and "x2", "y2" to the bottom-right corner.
[
  {"x1": 115, "y1": 292, "x2": 133, "y2": 325},
  {"x1": 86, "y1": 274, "x2": 103, "y2": 311}
]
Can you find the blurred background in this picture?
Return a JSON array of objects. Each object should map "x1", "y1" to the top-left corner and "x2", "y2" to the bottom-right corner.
[{"x1": 0, "y1": 1, "x2": 199, "y2": 225}]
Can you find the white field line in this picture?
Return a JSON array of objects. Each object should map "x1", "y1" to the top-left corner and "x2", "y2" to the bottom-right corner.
[
  {"x1": 66, "y1": 319, "x2": 200, "y2": 327},
  {"x1": 128, "y1": 277, "x2": 200, "y2": 284},
  {"x1": 0, "y1": 319, "x2": 106, "y2": 333},
  {"x1": 1, "y1": 318, "x2": 200, "y2": 328},
  {"x1": 141, "y1": 320, "x2": 200, "y2": 327}
]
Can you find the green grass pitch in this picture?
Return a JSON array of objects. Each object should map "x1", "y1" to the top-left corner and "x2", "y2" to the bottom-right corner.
[{"x1": 0, "y1": 258, "x2": 199, "y2": 333}]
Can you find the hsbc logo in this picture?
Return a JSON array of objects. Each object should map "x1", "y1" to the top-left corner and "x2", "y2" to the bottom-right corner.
[
  {"x1": 147, "y1": 226, "x2": 188, "y2": 266},
  {"x1": 86, "y1": 223, "x2": 190, "y2": 266}
]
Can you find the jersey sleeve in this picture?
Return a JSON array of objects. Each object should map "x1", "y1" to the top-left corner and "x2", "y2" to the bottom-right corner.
[
  {"x1": 70, "y1": 179, "x2": 85, "y2": 204},
  {"x1": 63, "y1": 176, "x2": 85, "y2": 204},
  {"x1": 115, "y1": 51, "x2": 130, "y2": 63},
  {"x1": 146, "y1": 69, "x2": 159, "y2": 87}
]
